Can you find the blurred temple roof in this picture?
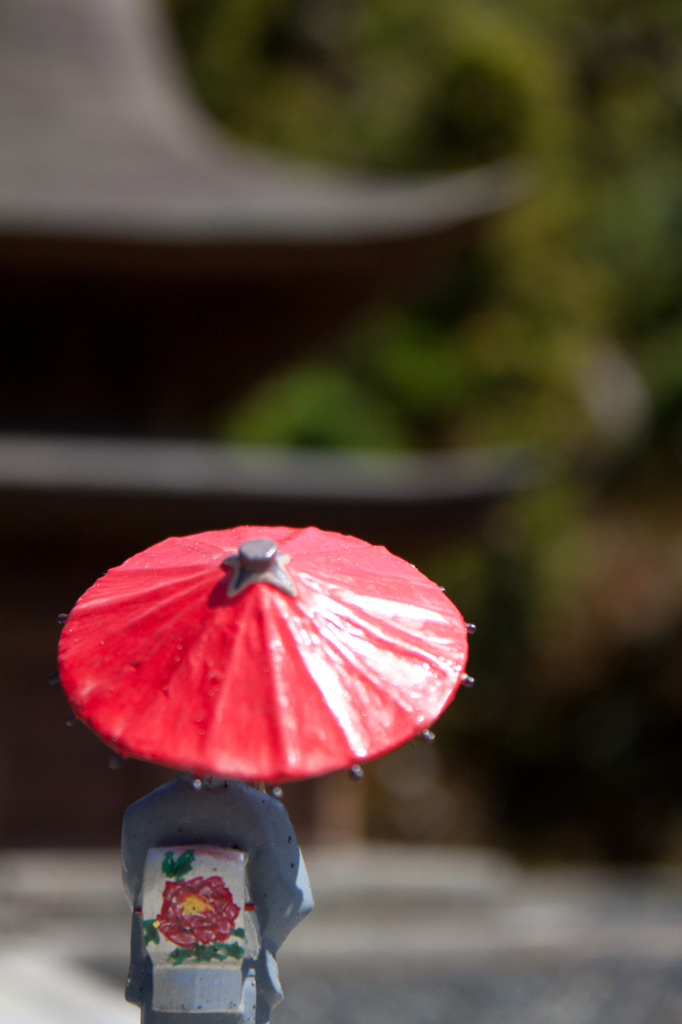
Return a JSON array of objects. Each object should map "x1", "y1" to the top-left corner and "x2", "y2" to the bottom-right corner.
[
  {"x1": 0, "y1": 433, "x2": 549, "y2": 553},
  {"x1": 0, "y1": 0, "x2": 523, "y2": 438},
  {"x1": 0, "y1": 0, "x2": 518, "y2": 255}
]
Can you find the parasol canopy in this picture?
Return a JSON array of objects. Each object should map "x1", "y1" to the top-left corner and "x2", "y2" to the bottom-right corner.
[{"x1": 58, "y1": 526, "x2": 469, "y2": 782}]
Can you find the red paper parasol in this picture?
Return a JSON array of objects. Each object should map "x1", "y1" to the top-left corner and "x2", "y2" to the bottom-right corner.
[{"x1": 58, "y1": 526, "x2": 470, "y2": 783}]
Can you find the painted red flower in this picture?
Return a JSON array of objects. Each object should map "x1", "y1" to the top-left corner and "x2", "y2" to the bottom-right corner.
[{"x1": 156, "y1": 875, "x2": 240, "y2": 947}]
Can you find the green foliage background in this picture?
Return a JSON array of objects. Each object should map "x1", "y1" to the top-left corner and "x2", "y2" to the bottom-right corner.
[{"x1": 167, "y1": 0, "x2": 682, "y2": 861}]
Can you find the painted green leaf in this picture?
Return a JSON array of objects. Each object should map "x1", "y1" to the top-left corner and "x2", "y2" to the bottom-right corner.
[
  {"x1": 168, "y1": 946, "x2": 196, "y2": 965},
  {"x1": 168, "y1": 941, "x2": 244, "y2": 965},
  {"x1": 143, "y1": 919, "x2": 160, "y2": 945},
  {"x1": 162, "y1": 849, "x2": 195, "y2": 878},
  {"x1": 219, "y1": 942, "x2": 244, "y2": 960}
]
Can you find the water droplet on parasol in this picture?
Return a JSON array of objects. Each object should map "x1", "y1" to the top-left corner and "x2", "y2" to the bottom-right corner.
[
  {"x1": 461, "y1": 674, "x2": 475, "y2": 688},
  {"x1": 109, "y1": 754, "x2": 123, "y2": 770},
  {"x1": 192, "y1": 777, "x2": 203, "y2": 790},
  {"x1": 348, "y1": 764, "x2": 364, "y2": 781},
  {"x1": 421, "y1": 728, "x2": 436, "y2": 743},
  {"x1": 466, "y1": 623, "x2": 477, "y2": 634},
  {"x1": 65, "y1": 715, "x2": 76, "y2": 727},
  {"x1": 271, "y1": 786, "x2": 284, "y2": 800},
  {"x1": 57, "y1": 613, "x2": 68, "y2": 625}
]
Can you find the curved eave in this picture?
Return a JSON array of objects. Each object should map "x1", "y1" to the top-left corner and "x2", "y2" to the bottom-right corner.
[
  {"x1": 0, "y1": 160, "x2": 524, "y2": 250},
  {"x1": 0, "y1": 0, "x2": 524, "y2": 262}
]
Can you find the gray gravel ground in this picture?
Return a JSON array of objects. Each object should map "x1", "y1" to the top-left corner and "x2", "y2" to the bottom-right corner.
[{"x1": 277, "y1": 958, "x2": 682, "y2": 1024}]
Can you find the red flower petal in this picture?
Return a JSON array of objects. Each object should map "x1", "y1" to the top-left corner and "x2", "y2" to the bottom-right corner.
[{"x1": 156, "y1": 876, "x2": 240, "y2": 947}]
